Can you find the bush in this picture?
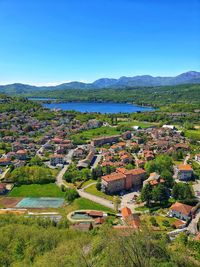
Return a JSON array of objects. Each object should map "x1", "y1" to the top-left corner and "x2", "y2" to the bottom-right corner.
[
  {"x1": 150, "y1": 217, "x2": 159, "y2": 227},
  {"x1": 96, "y1": 181, "x2": 101, "y2": 191},
  {"x1": 65, "y1": 189, "x2": 79, "y2": 203},
  {"x1": 162, "y1": 220, "x2": 170, "y2": 227}
]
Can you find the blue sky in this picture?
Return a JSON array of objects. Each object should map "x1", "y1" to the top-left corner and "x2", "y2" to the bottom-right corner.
[{"x1": 0, "y1": 0, "x2": 199, "y2": 85}]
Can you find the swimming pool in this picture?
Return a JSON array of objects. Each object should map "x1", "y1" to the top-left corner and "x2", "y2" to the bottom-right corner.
[
  {"x1": 71, "y1": 212, "x2": 92, "y2": 220},
  {"x1": 16, "y1": 198, "x2": 65, "y2": 208}
]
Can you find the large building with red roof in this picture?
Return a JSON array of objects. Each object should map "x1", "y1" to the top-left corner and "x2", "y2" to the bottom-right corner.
[{"x1": 101, "y1": 167, "x2": 146, "y2": 194}]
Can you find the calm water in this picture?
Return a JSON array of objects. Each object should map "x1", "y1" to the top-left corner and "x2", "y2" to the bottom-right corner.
[{"x1": 41, "y1": 101, "x2": 154, "y2": 114}]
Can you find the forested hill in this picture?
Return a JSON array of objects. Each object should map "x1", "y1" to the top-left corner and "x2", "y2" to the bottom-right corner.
[
  {"x1": 1, "y1": 71, "x2": 200, "y2": 93},
  {"x1": 19, "y1": 84, "x2": 200, "y2": 108},
  {"x1": 0, "y1": 215, "x2": 200, "y2": 267}
]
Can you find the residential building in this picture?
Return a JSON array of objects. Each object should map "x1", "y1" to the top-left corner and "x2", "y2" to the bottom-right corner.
[
  {"x1": 169, "y1": 202, "x2": 193, "y2": 221},
  {"x1": 50, "y1": 154, "x2": 65, "y2": 166},
  {"x1": 177, "y1": 164, "x2": 193, "y2": 181},
  {"x1": 195, "y1": 154, "x2": 200, "y2": 163},
  {"x1": 91, "y1": 135, "x2": 120, "y2": 147}
]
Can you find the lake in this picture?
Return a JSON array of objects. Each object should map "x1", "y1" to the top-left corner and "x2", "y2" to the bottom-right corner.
[
  {"x1": 29, "y1": 98, "x2": 154, "y2": 114},
  {"x1": 43, "y1": 102, "x2": 154, "y2": 114}
]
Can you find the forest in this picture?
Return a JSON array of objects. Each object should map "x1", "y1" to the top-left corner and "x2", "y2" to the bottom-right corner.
[{"x1": 0, "y1": 215, "x2": 200, "y2": 267}]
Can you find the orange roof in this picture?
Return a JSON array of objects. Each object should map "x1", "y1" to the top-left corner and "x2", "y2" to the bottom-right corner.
[
  {"x1": 150, "y1": 180, "x2": 158, "y2": 186},
  {"x1": 50, "y1": 154, "x2": 65, "y2": 158},
  {"x1": 194, "y1": 233, "x2": 200, "y2": 241},
  {"x1": 117, "y1": 168, "x2": 146, "y2": 176},
  {"x1": 173, "y1": 219, "x2": 186, "y2": 229},
  {"x1": 121, "y1": 207, "x2": 132, "y2": 219},
  {"x1": 16, "y1": 149, "x2": 27, "y2": 154},
  {"x1": 87, "y1": 211, "x2": 103, "y2": 217},
  {"x1": 170, "y1": 202, "x2": 193, "y2": 216},
  {"x1": 178, "y1": 164, "x2": 193, "y2": 171},
  {"x1": 0, "y1": 158, "x2": 11, "y2": 163},
  {"x1": 117, "y1": 142, "x2": 126, "y2": 146},
  {"x1": 102, "y1": 172, "x2": 126, "y2": 182}
]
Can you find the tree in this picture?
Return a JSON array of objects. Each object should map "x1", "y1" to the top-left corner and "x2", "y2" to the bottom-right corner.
[
  {"x1": 145, "y1": 155, "x2": 173, "y2": 176},
  {"x1": 29, "y1": 155, "x2": 43, "y2": 166},
  {"x1": 96, "y1": 181, "x2": 101, "y2": 191},
  {"x1": 152, "y1": 184, "x2": 169, "y2": 204},
  {"x1": 172, "y1": 182, "x2": 194, "y2": 200},
  {"x1": 65, "y1": 189, "x2": 79, "y2": 203},
  {"x1": 160, "y1": 170, "x2": 174, "y2": 188},
  {"x1": 141, "y1": 183, "x2": 152, "y2": 207},
  {"x1": 113, "y1": 196, "x2": 121, "y2": 212}
]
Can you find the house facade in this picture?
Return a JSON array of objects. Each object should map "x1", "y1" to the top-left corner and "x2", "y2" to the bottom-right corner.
[
  {"x1": 169, "y1": 202, "x2": 193, "y2": 221},
  {"x1": 177, "y1": 164, "x2": 193, "y2": 181}
]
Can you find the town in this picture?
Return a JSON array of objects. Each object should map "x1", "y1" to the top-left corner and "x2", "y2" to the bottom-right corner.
[{"x1": 0, "y1": 95, "x2": 200, "y2": 243}]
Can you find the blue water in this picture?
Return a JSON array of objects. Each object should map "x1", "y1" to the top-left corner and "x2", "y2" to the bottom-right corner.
[
  {"x1": 16, "y1": 197, "x2": 64, "y2": 208},
  {"x1": 42, "y1": 101, "x2": 154, "y2": 114}
]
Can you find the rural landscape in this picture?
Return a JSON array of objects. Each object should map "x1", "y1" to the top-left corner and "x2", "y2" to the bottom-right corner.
[{"x1": 0, "y1": 0, "x2": 200, "y2": 266}]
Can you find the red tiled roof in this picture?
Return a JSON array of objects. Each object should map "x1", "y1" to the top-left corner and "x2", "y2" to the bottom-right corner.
[
  {"x1": 121, "y1": 207, "x2": 132, "y2": 219},
  {"x1": 87, "y1": 211, "x2": 103, "y2": 217},
  {"x1": 102, "y1": 172, "x2": 126, "y2": 182},
  {"x1": 170, "y1": 202, "x2": 193, "y2": 216},
  {"x1": 178, "y1": 164, "x2": 193, "y2": 171}
]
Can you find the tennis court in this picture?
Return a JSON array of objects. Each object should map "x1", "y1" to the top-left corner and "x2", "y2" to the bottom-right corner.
[{"x1": 16, "y1": 197, "x2": 65, "y2": 208}]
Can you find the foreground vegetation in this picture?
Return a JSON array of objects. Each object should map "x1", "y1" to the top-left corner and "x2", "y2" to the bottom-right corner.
[{"x1": 0, "y1": 215, "x2": 200, "y2": 267}]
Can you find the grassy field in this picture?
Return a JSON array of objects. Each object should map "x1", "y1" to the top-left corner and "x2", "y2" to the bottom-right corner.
[
  {"x1": 117, "y1": 120, "x2": 156, "y2": 129},
  {"x1": 65, "y1": 197, "x2": 114, "y2": 214},
  {"x1": 185, "y1": 129, "x2": 200, "y2": 140},
  {"x1": 8, "y1": 183, "x2": 65, "y2": 198},
  {"x1": 71, "y1": 126, "x2": 121, "y2": 144},
  {"x1": 84, "y1": 183, "x2": 114, "y2": 201},
  {"x1": 141, "y1": 214, "x2": 177, "y2": 231},
  {"x1": 80, "y1": 179, "x2": 96, "y2": 188}
]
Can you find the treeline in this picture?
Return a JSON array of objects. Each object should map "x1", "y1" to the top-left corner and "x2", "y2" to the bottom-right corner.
[{"x1": 0, "y1": 215, "x2": 200, "y2": 267}]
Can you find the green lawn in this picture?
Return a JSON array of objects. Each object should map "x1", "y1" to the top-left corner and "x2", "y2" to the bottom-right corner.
[
  {"x1": 117, "y1": 120, "x2": 156, "y2": 129},
  {"x1": 65, "y1": 197, "x2": 115, "y2": 214},
  {"x1": 141, "y1": 214, "x2": 177, "y2": 231},
  {"x1": 8, "y1": 183, "x2": 65, "y2": 198},
  {"x1": 80, "y1": 179, "x2": 96, "y2": 188},
  {"x1": 185, "y1": 129, "x2": 200, "y2": 140},
  {"x1": 84, "y1": 183, "x2": 113, "y2": 201},
  {"x1": 71, "y1": 126, "x2": 121, "y2": 144}
]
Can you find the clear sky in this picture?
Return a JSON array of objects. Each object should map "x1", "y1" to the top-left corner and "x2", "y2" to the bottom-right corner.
[{"x1": 0, "y1": 0, "x2": 199, "y2": 85}]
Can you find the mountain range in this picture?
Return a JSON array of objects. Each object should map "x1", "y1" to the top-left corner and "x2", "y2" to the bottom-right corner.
[{"x1": 0, "y1": 71, "x2": 200, "y2": 94}]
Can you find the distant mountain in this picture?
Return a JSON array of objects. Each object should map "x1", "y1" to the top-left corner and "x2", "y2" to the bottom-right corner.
[{"x1": 0, "y1": 71, "x2": 200, "y2": 94}]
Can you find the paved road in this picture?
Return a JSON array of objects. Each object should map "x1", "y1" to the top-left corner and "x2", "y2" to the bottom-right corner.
[
  {"x1": 56, "y1": 149, "x2": 75, "y2": 187},
  {"x1": 187, "y1": 210, "x2": 200, "y2": 235},
  {"x1": 77, "y1": 182, "x2": 114, "y2": 209},
  {"x1": 91, "y1": 154, "x2": 102, "y2": 170},
  {"x1": 77, "y1": 188, "x2": 114, "y2": 209},
  {"x1": 0, "y1": 168, "x2": 9, "y2": 180},
  {"x1": 184, "y1": 153, "x2": 190, "y2": 165}
]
